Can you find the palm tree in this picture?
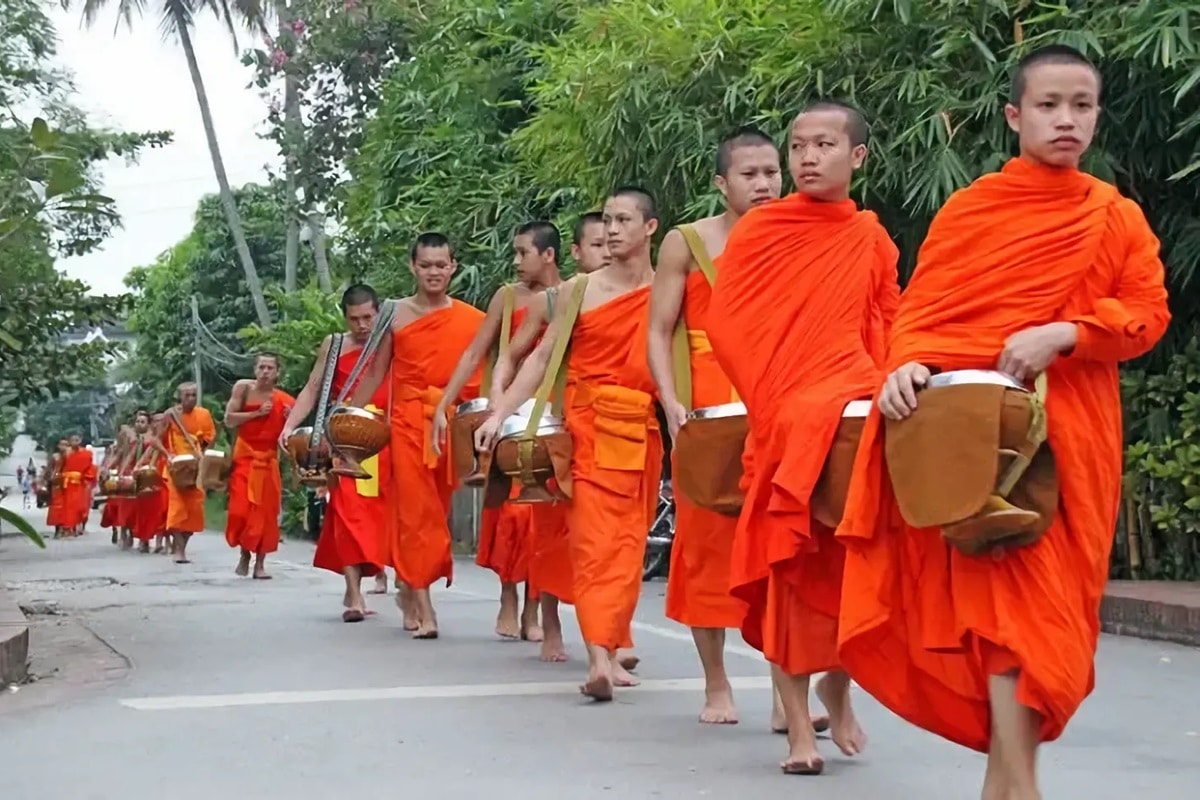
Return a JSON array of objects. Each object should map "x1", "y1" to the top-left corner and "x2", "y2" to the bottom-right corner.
[{"x1": 69, "y1": 0, "x2": 274, "y2": 329}]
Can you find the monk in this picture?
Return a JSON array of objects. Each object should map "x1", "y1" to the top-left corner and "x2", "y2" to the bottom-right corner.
[
  {"x1": 836, "y1": 46, "x2": 1170, "y2": 800},
  {"x1": 707, "y1": 101, "x2": 898, "y2": 774},
  {"x1": 491, "y1": 211, "x2": 613, "y2": 662},
  {"x1": 133, "y1": 411, "x2": 172, "y2": 554},
  {"x1": 163, "y1": 382, "x2": 217, "y2": 564},
  {"x1": 100, "y1": 428, "x2": 128, "y2": 545},
  {"x1": 111, "y1": 424, "x2": 140, "y2": 550},
  {"x1": 352, "y1": 233, "x2": 486, "y2": 639},
  {"x1": 224, "y1": 353, "x2": 295, "y2": 579},
  {"x1": 649, "y1": 127, "x2": 806, "y2": 729},
  {"x1": 284, "y1": 283, "x2": 393, "y2": 622},
  {"x1": 432, "y1": 221, "x2": 566, "y2": 642},
  {"x1": 477, "y1": 186, "x2": 663, "y2": 701},
  {"x1": 45, "y1": 439, "x2": 70, "y2": 537},
  {"x1": 59, "y1": 434, "x2": 95, "y2": 537}
]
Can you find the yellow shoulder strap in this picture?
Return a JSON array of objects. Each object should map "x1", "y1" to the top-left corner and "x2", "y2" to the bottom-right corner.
[
  {"x1": 524, "y1": 277, "x2": 588, "y2": 437},
  {"x1": 679, "y1": 224, "x2": 717, "y2": 286},
  {"x1": 481, "y1": 284, "x2": 516, "y2": 399},
  {"x1": 669, "y1": 225, "x2": 717, "y2": 413}
]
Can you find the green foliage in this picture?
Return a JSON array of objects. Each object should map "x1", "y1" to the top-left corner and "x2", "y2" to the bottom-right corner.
[
  {"x1": 22, "y1": 384, "x2": 114, "y2": 450},
  {"x1": 0, "y1": 408, "x2": 16, "y2": 457},
  {"x1": 0, "y1": 507, "x2": 46, "y2": 549},
  {"x1": 238, "y1": 286, "x2": 344, "y2": 395}
]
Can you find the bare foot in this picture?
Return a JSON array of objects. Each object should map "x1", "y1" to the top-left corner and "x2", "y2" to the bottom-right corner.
[
  {"x1": 699, "y1": 681, "x2": 738, "y2": 724},
  {"x1": 580, "y1": 662, "x2": 614, "y2": 702},
  {"x1": 781, "y1": 752, "x2": 825, "y2": 775},
  {"x1": 413, "y1": 621, "x2": 439, "y2": 640},
  {"x1": 368, "y1": 574, "x2": 388, "y2": 594},
  {"x1": 618, "y1": 653, "x2": 640, "y2": 672},
  {"x1": 816, "y1": 674, "x2": 867, "y2": 757},
  {"x1": 395, "y1": 590, "x2": 418, "y2": 631},
  {"x1": 540, "y1": 636, "x2": 568, "y2": 662},
  {"x1": 521, "y1": 621, "x2": 544, "y2": 643},
  {"x1": 235, "y1": 557, "x2": 250, "y2": 577},
  {"x1": 495, "y1": 607, "x2": 520, "y2": 640},
  {"x1": 611, "y1": 657, "x2": 640, "y2": 687}
]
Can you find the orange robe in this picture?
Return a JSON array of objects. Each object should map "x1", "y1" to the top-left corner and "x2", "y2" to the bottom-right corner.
[
  {"x1": 314, "y1": 347, "x2": 391, "y2": 577},
  {"x1": 46, "y1": 455, "x2": 68, "y2": 528},
  {"x1": 566, "y1": 287, "x2": 664, "y2": 651},
  {"x1": 476, "y1": 305, "x2": 537, "y2": 587},
  {"x1": 666, "y1": 270, "x2": 747, "y2": 629},
  {"x1": 134, "y1": 450, "x2": 168, "y2": 542},
  {"x1": 60, "y1": 449, "x2": 94, "y2": 529},
  {"x1": 165, "y1": 407, "x2": 217, "y2": 533},
  {"x1": 708, "y1": 193, "x2": 899, "y2": 676},
  {"x1": 529, "y1": 503, "x2": 573, "y2": 603},
  {"x1": 225, "y1": 389, "x2": 294, "y2": 555},
  {"x1": 100, "y1": 481, "x2": 119, "y2": 529},
  {"x1": 387, "y1": 300, "x2": 485, "y2": 589},
  {"x1": 836, "y1": 157, "x2": 1171, "y2": 752}
]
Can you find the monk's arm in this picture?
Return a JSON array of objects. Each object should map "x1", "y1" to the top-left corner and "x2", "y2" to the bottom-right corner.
[
  {"x1": 491, "y1": 298, "x2": 545, "y2": 397},
  {"x1": 282, "y1": 336, "x2": 331, "y2": 434},
  {"x1": 876, "y1": 238, "x2": 901, "y2": 337},
  {"x1": 1068, "y1": 201, "x2": 1171, "y2": 363},
  {"x1": 136, "y1": 434, "x2": 170, "y2": 467},
  {"x1": 223, "y1": 381, "x2": 263, "y2": 429},
  {"x1": 647, "y1": 229, "x2": 689, "y2": 408},
  {"x1": 198, "y1": 412, "x2": 217, "y2": 449},
  {"x1": 489, "y1": 280, "x2": 575, "y2": 419},
  {"x1": 441, "y1": 288, "x2": 505, "y2": 407},
  {"x1": 348, "y1": 331, "x2": 392, "y2": 408}
]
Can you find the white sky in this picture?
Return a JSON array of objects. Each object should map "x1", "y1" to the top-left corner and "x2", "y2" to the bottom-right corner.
[{"x1": 51, "y1": 5, "x2": 280, "y2": 296}]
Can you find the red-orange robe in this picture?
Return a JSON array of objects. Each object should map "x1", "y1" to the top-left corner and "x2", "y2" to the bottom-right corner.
[
  {"x1": 165, "y1": 407, "x2": 217, "y2": 533},
  {"x1": 46, "y1": 455, "x2": 69, "y2": 528},
  {"x1": 708, "y1": 193, "x2": 899, "y2": 676},
  {"x1": 314, "y1": 346, "x2": 391, "y2": 577},
  {"x1": 100, "y1": 486, "x2": 119, "y2": 529},
  {"x1": 133, "y1": 449, "x2": 167, "y2": 542},
  {"x1": 476, "y1": 305, "x2": 538, "y2": 587},
  {"x1": 225, "y1": 389, "x2": 294, "y2": 555},
  {"x1": 529, "y1": 503, "x2": 573, "y2": 603},
  {"x1": 387, "y1": 300, "x2": 485, "y2": 589},
  {"x1": 566, "y1": 287, "x2": 663, "y2": 651},
  {"x1": 60, "y1": 448, "x2": 94, "y2": 529},
  {"x1": 666, "y1": 270, "x2": 747, "y2": 630},
  {"x1": 836, "y1": 157, "x2": 1171, "y2": 752}
]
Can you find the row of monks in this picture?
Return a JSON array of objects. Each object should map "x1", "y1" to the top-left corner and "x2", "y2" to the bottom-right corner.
[
  {"x1": 42, "y1": 435, "x2": 98, "y2": 538},
  {"x1": 80, "y1": 45, "x2": 1170, "y2": 799}
]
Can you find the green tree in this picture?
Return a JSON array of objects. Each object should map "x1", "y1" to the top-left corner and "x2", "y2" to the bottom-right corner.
[{"x1": 22, "y1": 384, "x2": 114, "y2": 450}]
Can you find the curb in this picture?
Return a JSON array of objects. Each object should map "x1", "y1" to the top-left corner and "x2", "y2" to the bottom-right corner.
[
  {"x1": 0, "y1": 593, "x2": 29, "y2": 685},
  {"x1": 1100, "y1": 582, "x2": 1200, "y2": 648}
]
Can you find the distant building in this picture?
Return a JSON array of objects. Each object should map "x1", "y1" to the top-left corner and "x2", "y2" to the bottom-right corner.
[{"x1": 59, "y1": 323, "x2": 133, "y2": 395}]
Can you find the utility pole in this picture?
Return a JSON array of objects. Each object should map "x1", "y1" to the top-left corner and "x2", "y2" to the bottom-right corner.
[{"x1": 190, "y1": 295, "x2": 204, "y2": 405}]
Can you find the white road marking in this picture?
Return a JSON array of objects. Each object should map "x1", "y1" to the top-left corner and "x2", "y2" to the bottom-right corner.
[{"x1": 120, "y1": 676, "x2": 773, "y2": 711}]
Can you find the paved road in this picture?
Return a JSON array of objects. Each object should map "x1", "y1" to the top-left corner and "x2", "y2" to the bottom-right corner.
[{"x1": 1, "y1": 505, "x2": 1198, "y2": 800}]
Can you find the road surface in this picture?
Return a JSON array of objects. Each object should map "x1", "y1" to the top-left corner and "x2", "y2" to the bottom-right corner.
[{"x1": 1, "y1": 501, "x2": 1197, "y2": 799}]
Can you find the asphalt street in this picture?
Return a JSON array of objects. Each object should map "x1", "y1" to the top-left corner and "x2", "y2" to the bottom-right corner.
[{"x1": 1, "y1": 498, "x2": 1197, "y2": 800}]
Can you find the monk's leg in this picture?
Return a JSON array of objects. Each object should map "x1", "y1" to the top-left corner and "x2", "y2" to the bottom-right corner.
[
  {"x1": 252, "y1": 551, "x2": 271, "y2": 580},
  {"x1": 692, "y1": 627, "x2": 737, "y2": 724},
  {"x1": 988, "y1": 672, "x2": 1042, "y2": 800},
  {"x1": 981, "y1": 727, "x2": 1010, "y2": 800},
  {"x1": 111, "y1": 527, "x2": 118, "y2": 545},
  {"x1": 815, "y1": 670, "x2": 867, "y2": 757},
  {"x1": 411, "y1": 588, "x2": 438, "y2": 639},
  {"x1": 343, "y1": 565, "x2": 363, "y2": 609},
  {"x1": 539, "y1": 593, "x2": 568, "y2": 662},
  {"x1": 174, "y1": 532, "x2": 192, "y2": 563},
  {"x1": 772, "y1": 664, "x2": 823, "y2": 774},
  {"x1": 771, "y1": 676, "x2": 788, "y2": 733},
  {"x1": 580, "y1": 641, "x2": 615, "y2": 701},
  {"x1": 369, "y1": 569, "x2": 388, "y2": 594},
  {"x1": 121, "y1": 528, "x2": 134, "y2": 550},
  {"x1": 235, "y1": 548, "x2": 251, "y2": 577},
  {"x1": 395, "y1": 581, "x2": 419, "y2": 630},
  {"x1": 520, "y1": 583, "x2": 543, "y2": 642},
  {"x1": 495, "y1": 581, "x2": 520, "y2": 639}
]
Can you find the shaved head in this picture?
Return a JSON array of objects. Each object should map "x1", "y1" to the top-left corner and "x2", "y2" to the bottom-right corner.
[
  {"x1": 716, "y1": 127, "x2": 777, "y2": 176},
  {"x1": 608, "y1": 185, "x2": 657, "y2": 222},
  {"x1": 794, "y1": 99, "x2": 869, "y2": 148},
  {"x1": 1010, "y1": 44, "x2": 1101, "y2": 105}
]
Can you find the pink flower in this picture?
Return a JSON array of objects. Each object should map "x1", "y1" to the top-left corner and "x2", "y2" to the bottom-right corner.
[
  {"x1": 271, "y1": 48, "x2": 289, "y2": 68},
  {"x1": 291, "y1": 19, "x2": 306, "y2": 36}
]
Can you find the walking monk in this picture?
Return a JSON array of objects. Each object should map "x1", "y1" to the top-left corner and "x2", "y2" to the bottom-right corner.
[
  {"x1": 432, "y1": 221, "x2": 565, "y2": 641},
  {"x1": 352, "y1": 233, "x2": 486, "y2": 638},
  {"x1": 224, "y1": 353, "x2": 294, "y2": 579},
  {"x1": 648, "y1": 127, "x2": 793, "y2": 726},
  {"x1": 46, "y1": 439, "x2": 70, "y2": 537},
  {"x1": 708, "y1": 101, "x2": 898, "y2": 774},
  {"x1": 110, "y1": 424, "x2": 140, "y2": 549},
  {"x1": 163, "y1": 382, "x2": 216, "y2": 564},
  {"x1": 283, "y1": 284, "x2": 392, "y2": 622},
  {"x1": 60, "y1": 434, "x2": 95, "y2": 537},
  {"x1": 477, "y1": 187, "x2": 663, "y2": 701},
  {"x1": 490, "y1": 211, "x2": 613, "y2": 662},
  {"x1": 100, "y1": 427, "x2": 129, "y2": 545},
  {"x1": 129, "y1": 409, "x2": 165, "y2": 553},
  {"x1": 837, "y1": 46, "x2": 1170, "y2": 800}
]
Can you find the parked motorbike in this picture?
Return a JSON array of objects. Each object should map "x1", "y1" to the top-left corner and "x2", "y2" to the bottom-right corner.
[{"x1": 643, "y1": 478, "x2": 675, "y2": 581}]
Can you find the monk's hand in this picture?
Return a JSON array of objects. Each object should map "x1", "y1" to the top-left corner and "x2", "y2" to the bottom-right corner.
[
  {"x1": 278, "y1": 427, "x2": 293, "y2": 450},
  {"x1": 430, "y1": 403, "x2": 449, "y2": 457},
  {"x1": 997, "y1": 322, "x2": 1077, "y2": 382},
  {"x1": 258, "y1": 400, "x2": 273, "y2": 417},
  {"x1": 664, "y1": 399, "x2": 688, "y2": 442},
  {"x1": 879, "y1": 362, "x2": 931, "y2": 420},
  {"x1": 474, "y1": 415, "x2": 502, "y2": 453}
]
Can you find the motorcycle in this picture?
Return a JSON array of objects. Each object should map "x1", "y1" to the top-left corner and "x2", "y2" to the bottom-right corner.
[{"x1": 643, "y1": 478, "x2": 675, "y2": 581}]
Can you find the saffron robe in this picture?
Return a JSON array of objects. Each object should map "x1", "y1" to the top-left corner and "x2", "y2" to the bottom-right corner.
[
  {"x1": 60, "y1": 449, "x2": 95, "y2": 529},
  {"x1": 387, "y1": 300, "x2": 485, "y2": 589},
  {"x1": 165, "y1": 407, "x2": 217, "y2": 533},
  {"x1": 566, "y1": 287, "x2": 663, "y2": 651},
  {"x1": 836, "y1": 157, "x2": 1171, "y2": 752},
  {"x1": 709, "y1": 193, "x2": 899, "y2": 676},
  {"x1": 666, "y1": 269, "x2": 747, "y2": 630},
  {"x1": 314, "y1": 346, "x2": 391, "y2": 577},
  {"x1": 225, "y1": 389, "x2": 294, "y2": 554},
  {"x1": 46, "y1": 455, "x2": 69, "y2": 528}
]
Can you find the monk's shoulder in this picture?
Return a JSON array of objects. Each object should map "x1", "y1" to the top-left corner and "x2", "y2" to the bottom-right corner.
[{"x1": 452, "y1": 297, "x2": 487, "y2": 321}]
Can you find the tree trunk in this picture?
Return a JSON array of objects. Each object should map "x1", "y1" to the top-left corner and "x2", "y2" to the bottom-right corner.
[
  {"x1": 307, "y1": 211, "x2": 333, "y2": 292},
  {"x1": 177, "y1": 19, "x2": 273, "y2": 329},
  {"x1": 279, "y1": 5, "x2": 301, "y2": 293}
]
